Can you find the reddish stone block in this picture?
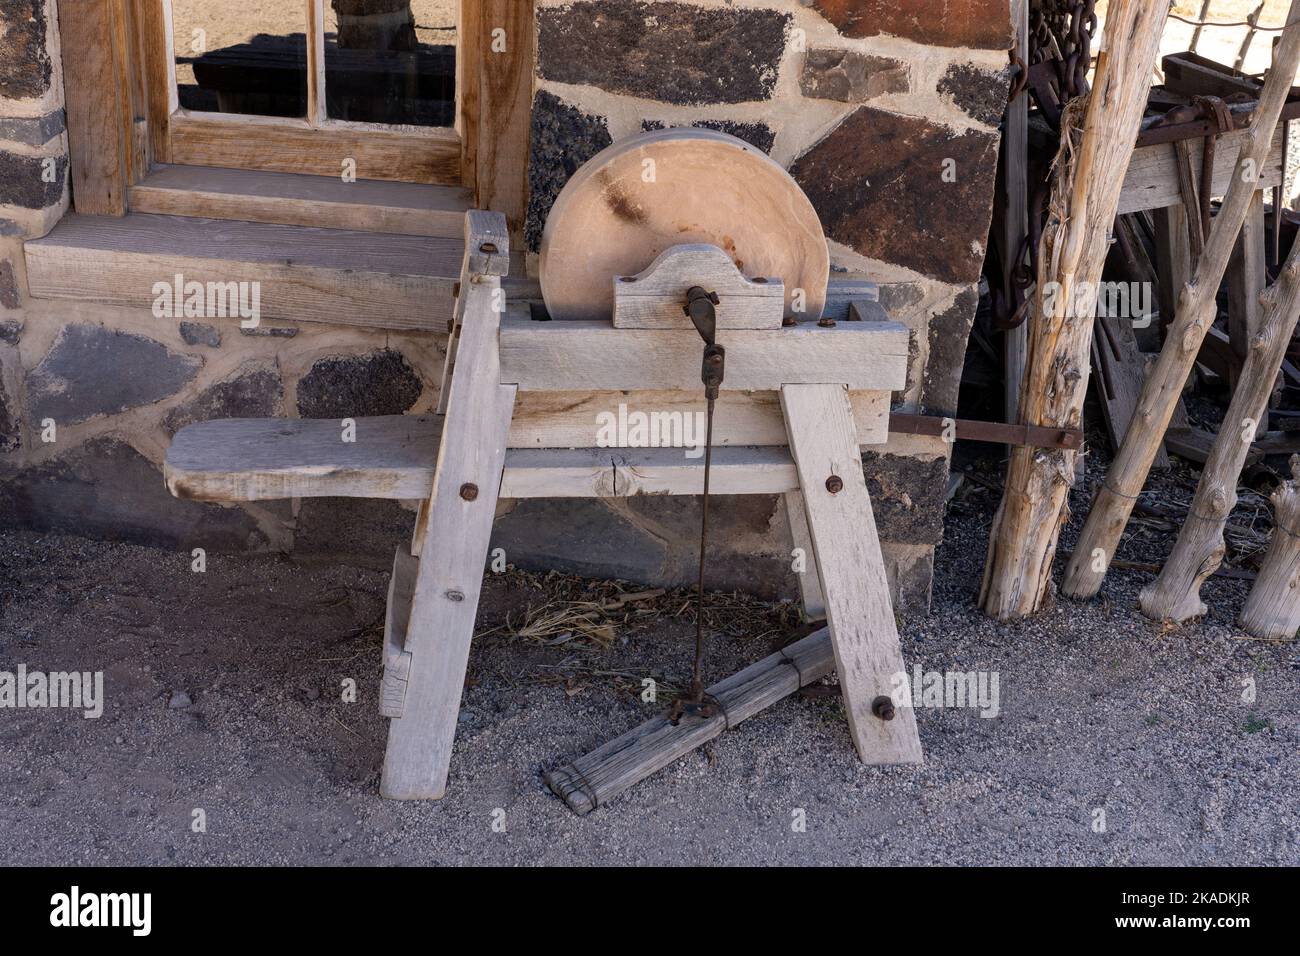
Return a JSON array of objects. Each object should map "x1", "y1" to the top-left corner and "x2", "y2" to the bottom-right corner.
[
  {"x1": 790, "y1": 106, "x2": 999, "y2": 286},
  {"x1": 810, "y1": 0, "x2": 1013, "y2": 51}
]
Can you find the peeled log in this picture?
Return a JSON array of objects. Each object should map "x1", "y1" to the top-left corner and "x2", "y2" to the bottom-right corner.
[
  {"x1": 1062, "y1": 0, "x2": 1300, "y2": 601},
  {"x1": 980, "y1": 0, "x2": 1171, "y2": 621},
  {"x1": 1140, "y1": 249, "x2": 1300, "y2": 621},
  {"x1": 1240, "y1": 456, "x2": 1300, "y2": 640}
]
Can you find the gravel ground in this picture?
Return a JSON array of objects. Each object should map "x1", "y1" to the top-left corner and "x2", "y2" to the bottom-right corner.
[{"x1": 0, "y1": 461, "x2": 1295, "y2": 867}]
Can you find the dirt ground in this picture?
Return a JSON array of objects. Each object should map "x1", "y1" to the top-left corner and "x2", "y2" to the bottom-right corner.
[{"x1": 0, "y1": 460, "x2": 1295, "y2": 866}]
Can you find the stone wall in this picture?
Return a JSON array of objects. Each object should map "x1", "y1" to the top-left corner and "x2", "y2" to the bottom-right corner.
[
  {"x1": 526, "y1": 0, "x2": 1011, "y2": 609},
  {"x1": 0, "y1": 0, "x2": 1010, "y2": 616}
]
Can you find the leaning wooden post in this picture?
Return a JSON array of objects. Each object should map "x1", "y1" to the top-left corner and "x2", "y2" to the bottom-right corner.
[
  {"x1": 979, "y1": 0, "x2": 1171, "y2": 621},
  {"x1": 1062, "y1": 1, "x2": 1300, "y2": 601},
  {"x1": 1140, "y1": 246, "x2": 1300, "y2": 621},
  {"x1": 1240, "y1": 456, "x2": 1300, "y2": 639}
]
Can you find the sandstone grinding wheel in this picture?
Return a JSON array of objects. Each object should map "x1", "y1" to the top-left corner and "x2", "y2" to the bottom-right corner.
[{"x1": 539, "y1": 128, "x2": 830, "y2": 323}]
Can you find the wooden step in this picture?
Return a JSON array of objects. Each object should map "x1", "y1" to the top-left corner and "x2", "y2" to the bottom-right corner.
[
  {"x1": 165, "y1": 416, "x2": 804, "y2": 502},
  {"x1": 128, "y1": 165, "x2": 471, "y2": 237},
  {"x1": 25, "y1": 212, "x2": 535, "y2": 331}
]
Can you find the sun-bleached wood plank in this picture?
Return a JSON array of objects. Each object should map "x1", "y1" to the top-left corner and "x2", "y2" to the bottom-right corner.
[
  {"x1": 128, "y1": 165, "x2": 471, "y2": 237},
  {"x1": 785, "y1": 489, "x2": 826, "y2": 621},
  {"x1": 499, "y1": 317, "x2": 910, "y2": 392},
  {"x1": 1118, "y1": 125, "x2": 1283, "y2": 214},
  {"x1": 782, "y1": 383, "x2": 923, "y2": 765}
]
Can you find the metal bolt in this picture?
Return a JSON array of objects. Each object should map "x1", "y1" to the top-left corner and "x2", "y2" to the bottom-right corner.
[
  {"x1": 818, "y1": 316, "x2": 836, "y2": 328},
  {"x1": 782, "y1": 315, "x2": 797, "y2": 327},
  {"x1": 452, "y1": 280, "x2": 461, "y2": 298},
  {"x1": 825, "y1": 474, "x2": 843, "y2": 494},
  {"x1": 872, "y1": 695, "x2": 896, "y2": 721},
  {"x1": 479, "y1": 242, "x2": 498, "y2": 255},
  {"x1": 460, "y1": 482, "x2": 479, "y2": 501},
  {"x1": 445, "y1": 590, "x2": 464, "y2": 603}
]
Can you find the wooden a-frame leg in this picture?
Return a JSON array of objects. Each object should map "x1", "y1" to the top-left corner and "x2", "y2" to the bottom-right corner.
[
  {"x1": 784, "y1": 489, "x2": 825, "y2": 622},
  {"x1": 381, "y1": 221, "x2": 516, "y2": 798},
  {"x1": 781, "y1": 384, "x2": 923, "y2": 765}
]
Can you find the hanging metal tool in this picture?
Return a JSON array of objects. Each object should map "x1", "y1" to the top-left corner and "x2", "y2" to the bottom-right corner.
[{"x1": 669, "y1": 286, "x2": 725, "y2": 723}]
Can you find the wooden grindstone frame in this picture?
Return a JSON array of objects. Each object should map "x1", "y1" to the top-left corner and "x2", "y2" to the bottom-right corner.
[{"x1": 166, "y1": 210, "x2": 922, "y2": 805}]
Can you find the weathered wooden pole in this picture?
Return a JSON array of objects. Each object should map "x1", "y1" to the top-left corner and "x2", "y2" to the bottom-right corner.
[
  {"x1": 1140, "y1": 246, "x2": 1300, "y2": 621},
  {"x1": 979, "y1": 0, "x2": 1172, "y2": 621},
  {"x1": 1240, "y1": 456, "x2": 1300, "y2": 639},
  {"x1": 1062, "y1": 1, "x2": 1300, "y2": 601}
]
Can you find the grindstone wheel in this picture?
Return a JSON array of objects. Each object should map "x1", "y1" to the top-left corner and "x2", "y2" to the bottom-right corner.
[{"x1": 539, "y1": 128, "x2": 830, "y2": 323}]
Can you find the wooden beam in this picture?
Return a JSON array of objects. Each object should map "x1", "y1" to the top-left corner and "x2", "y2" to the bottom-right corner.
[
  {"x1": 169, "y1": 112, "x2": 462, "y2": 185},
  {"x1": 782, "y1": 383, "x2": 922, "y2": 764},
  {"x1": 165, "y1": 416, "x2": 826, "y2": 503},
  {"x1": 498, "y1": 317, "x2": 910, "y2": 392},
  {"x1": 785, "y1": 490, "x2": 826, "y2": 621},
  {"x1": 135, "y1": 0, "x2": 175, "y2": 165},
  {"x1": 1240, "y1": 456, "x2": 1300, "y2": 639},
  {"x1": 545, "y1": 627, "x2": 835, "y2": 815},
  {"x1": 61, "y1": 0, "x2": 131, "y2": 215},
  {"x1": 1118, "y1": 126, "x2": 1284, "y2": 215},
  {"x1": 127, "y1": 165, "x2": 472, "y2": 237},
  {"x1": 1227, "y1": 191, "x2": 1268, "y2": 398},
  {"x1": 475, "y1": 0, "x2": 535, "y2": 239}
]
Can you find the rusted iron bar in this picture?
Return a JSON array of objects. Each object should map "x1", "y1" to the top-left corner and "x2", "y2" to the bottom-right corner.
[{"x1": 888, "y1": 413, "x2": 1082, "y2": 451}]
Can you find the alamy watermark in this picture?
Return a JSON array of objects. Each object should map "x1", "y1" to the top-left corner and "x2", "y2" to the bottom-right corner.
[
  {"x1": 888, "y1": 665, "x2": 1000, "y2": 718},
  {"x1": 1042, "y1": 280, "x2": 1153, "y2": 328},
  {"x1": 152, "y1": 272, "x2": 261, "y2": 328},
  {"x1": 0, "y1": 666, "x2": 103, "y2": 718},
  {"x1": 596, "y1": 403, "x2": 706, "y2": 458}
]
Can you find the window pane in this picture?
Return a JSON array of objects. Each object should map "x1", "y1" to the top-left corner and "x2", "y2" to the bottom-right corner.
[
  {"x1": 172, "y1": 0, "x2": 309, "y2": 118},
  {"x1": 324, "y1": 0, "x2": 457, "y2": 126}
]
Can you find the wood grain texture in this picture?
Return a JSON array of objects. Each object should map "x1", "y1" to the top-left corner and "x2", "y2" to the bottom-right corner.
[
  {"x1": 540, "y1": 128, "x2": 828, "y2": 323},
  {"x1": 499, "y1": 316, "x2": 910, "y2": 391},
  {"x1": 545, "y1": 628, "x2": 836, "y2": 815},
  {"x1": 24, "y1": 213, "x2": 534, "y2": 330},
  {"x1": 1240, "y1": 456, "x2": 1300, "y2": 639},
  {"x1": 382, "y1": 271, "x2": 517, "y2": 800},
  {"x1": 612, "y1": 244, "x2": 784, "y2": 330},
  {"x1": 457, "y1": 0, "x2": 483, "y2": 190},
  {"x1": 1118, "y1": 126, "x2": 1283, "y2": 215},
  {"x1": 169, "y1": 112, "x2": 462, "y2": 185},
  {"x1": 1064, "y1": 1, "x2": 1300, "y2": 602},
  {"x1": 164, "y1": 416, "x2": 820, "y2": 502},
  {"x1": 782, "y1": 384, "x2": 922, "y2": 765},
  {"x1": 62, "y1": 0, "x2": 130, "y2": 215},
  {"x1": 135, "y1": 0, "x2": 174, "y2": 164},
  {"x1": 379, "y1": 547, "x2": 418, "y2": 718},
  {"x1": 128, "y1": 165, "x2": 472, "y2": 236},
  {"x1": 785, "y1": 489, "x2": 826, "y2": 621},
  {"x1": 475, "y1": 0, "x2": 534, "y2": 237}
]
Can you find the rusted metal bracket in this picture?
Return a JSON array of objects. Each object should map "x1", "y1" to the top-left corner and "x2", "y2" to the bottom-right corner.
[{"x1": 889, "y1": 413, "x2": 1083, "y2": 451}]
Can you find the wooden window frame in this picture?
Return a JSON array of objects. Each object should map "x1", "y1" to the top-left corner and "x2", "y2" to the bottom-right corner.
[
  {"x1": 140, "y1": 0, "x2": 467, "y2": 186},
  {"x1": 61, "y1": 1, "x2": 533, "y2": 235}
]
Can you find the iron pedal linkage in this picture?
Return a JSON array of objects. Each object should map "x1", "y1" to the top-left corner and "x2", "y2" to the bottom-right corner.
[{"x1": 669, "y1": 286, "x2": 725, "y2": 725}]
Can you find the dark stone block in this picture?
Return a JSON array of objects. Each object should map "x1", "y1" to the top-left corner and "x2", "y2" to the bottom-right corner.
[
  {"x1": 810, "y1": 0, "x2": 1012, "y2": 50},
  {"x1": 920, "y1": 285, "x2": 979, "y2": 418},
  {"x1": 0, "y1": 319, "x2": 21, "y2": 343},
  {"x1": 790, "y1": 106, "x2": 1000, "y2": 286},
  {"x1": 0, "y1": 110, "x2": 64, "y2": 147},
  {"x1": 938, "y1": 62, "x2": 1012, "y2": 126},
  {"x1": 0, "y1": 0, "x2": 53, "y2": 101},
  {"x1": 640, "y1": 118, "x2": 775, "y2": 153},
  {"x1": 239, "y1": 325, "x2": 298, "y2": 338},
  {"x1": 0, "y1": 150, "x2": 66, "y2": 210},
  {"x1": 27, "y1": 324, "x2": 202, "y2": 425},
  {"x1": 0, "y1": 437, "x2": 263, "y2": 550},
  {"x1": 492, "y1": 498, "x2": 670, "y2": 583},
  {"x1": 800, "y1": 49, "x2": 909, "y2": 103},
  {"x1": 179, "y1": 321, "x2": 221, "y2": 347},
  {"x1": 0, "y1": 378, "x2": 18, "y2": 452},
  {"x1": 861, "y1": 452, "x2": 948, "y2": 545},
  {"x1": 163, "y1": 363, "x2": 284, "y2": 436},
  {"x1": 525, "y1": 90, "x2": 612, "y2": 252},
  {"x1": 0, "y1": 261, "x2": 19, "y2": 310},
  {"x1": 537, "y1": 1, "x2": 790, "y2": 105},
  {"x1": 295, "y1": 349, "x2": 423, "y2": 418},
  {"x1": 878, "y1": 281, "x2": 925, "y2": 317}
]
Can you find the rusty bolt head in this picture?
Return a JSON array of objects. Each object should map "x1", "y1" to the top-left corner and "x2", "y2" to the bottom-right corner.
[
  {"x1": 872, "y1": 695, "x2": 896, "y2": 721},
  {"x1": 445, "y1": 590, "x2": 464, "y2": 602},
  {"x1": 479, "y1": 242, "x2": 498, "y2": 255},
  {"x1": 782, "y1": 315, "x2": 797, "y2": 327},
  {"x1": 818, "y1": 317, "x2": 836, "y2": 328},
  {"x1": 825, "y1": 474, "x2": 844, "y2": 494},
  {"x1": 459, "y1": 483, "x2": 479, "y2": 501}
]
